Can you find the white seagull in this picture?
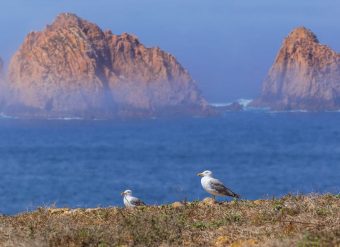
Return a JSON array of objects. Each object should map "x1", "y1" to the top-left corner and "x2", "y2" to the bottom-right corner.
[
  {"x1": 121, "y1": 189, "x2": 146, "y2": 208},
  {"x1": 197, "y1": 170, "x2": 240, "y2": 200}
]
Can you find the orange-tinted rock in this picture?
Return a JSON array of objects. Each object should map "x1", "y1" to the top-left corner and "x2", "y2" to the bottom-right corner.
[
  {"x1": 253, "y1": 27, "x2": 340, "y2": 111},
  {"x1": 6, "y1": 13, "x2": 208, "y2": 118}
]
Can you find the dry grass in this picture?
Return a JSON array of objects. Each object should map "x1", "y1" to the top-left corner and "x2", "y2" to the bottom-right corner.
[{"x1": 0, "y1": 194, "x2": 339, "y2": 247}]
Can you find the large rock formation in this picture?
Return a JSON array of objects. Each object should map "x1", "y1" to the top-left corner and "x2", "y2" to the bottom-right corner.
[
  {"x1": 253, "y1": 27, "x2": 340, "y2": 111},
  {"x1": 5, "y1": 13, "x2": 208, "y2": 118}
]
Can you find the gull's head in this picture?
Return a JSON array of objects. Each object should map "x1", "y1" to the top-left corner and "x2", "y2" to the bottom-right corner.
[
  {"x1": 197, "y1": 170, "x2": 213, "y2": 177},
  {"x1": 121, "y1": 189, "x2": 132, "y2": 196}
]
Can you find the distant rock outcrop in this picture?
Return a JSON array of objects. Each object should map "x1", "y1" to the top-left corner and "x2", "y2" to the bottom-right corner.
[
  {"x1": 252, "y1": 27, "x2": 340, "y2": 111},
  {"x1": 6, "y1": 13, "x2": 208, "y2": 118},
  {"x1": 213, "y1": 102, "x2": 243, "y2": 113}
]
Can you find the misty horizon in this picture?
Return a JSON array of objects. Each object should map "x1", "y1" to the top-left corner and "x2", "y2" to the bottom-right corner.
[{"x1": 1, "y1": 1, "x2": 340, "y2": 102}]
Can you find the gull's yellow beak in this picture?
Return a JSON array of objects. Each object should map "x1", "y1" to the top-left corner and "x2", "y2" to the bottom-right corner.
[
  {"x1": 120, "y1": 191, "x2": 125, "y2": 196},
  {"x1": 197, "y1": 172, "x2": 203, "y2": 177}
]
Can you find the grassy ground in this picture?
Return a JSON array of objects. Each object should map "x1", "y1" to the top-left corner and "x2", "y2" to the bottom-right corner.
[{"x1": 0, "y1": 194, "x2": 339, "y2": 247}]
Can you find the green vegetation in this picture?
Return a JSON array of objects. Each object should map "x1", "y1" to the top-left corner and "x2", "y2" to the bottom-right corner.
[{"x1": 0, "y1": 194, "x2": 339, "y2": 246}]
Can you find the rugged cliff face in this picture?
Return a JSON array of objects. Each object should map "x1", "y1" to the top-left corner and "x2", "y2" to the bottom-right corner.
[
  {"x1": 6, "y1": 13, "x2": 207, "y2": 117},
  {"x1": 253, "y1": 27, "x2": 340, "y2": 111}
]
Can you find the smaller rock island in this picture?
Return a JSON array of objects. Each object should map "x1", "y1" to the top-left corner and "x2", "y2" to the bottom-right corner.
[{"x1": 252, "y1": 27, "x2": 340, "y2": 111}]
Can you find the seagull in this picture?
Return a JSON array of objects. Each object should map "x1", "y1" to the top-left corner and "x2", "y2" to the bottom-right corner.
[
  {"x1": 197, "y1": 170, "x2": 240, "y2": 200},
  {"x1": 121, "y1": 189, "x2": 146, "y2": 208}
]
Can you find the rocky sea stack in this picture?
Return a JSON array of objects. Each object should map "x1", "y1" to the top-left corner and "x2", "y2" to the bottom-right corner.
[
  {"x1": 253, "y1": 27, "x2": 340, "y2": 111},
  {"x1": 4, "y1": 13, "x2": 209, "y2": 118}
]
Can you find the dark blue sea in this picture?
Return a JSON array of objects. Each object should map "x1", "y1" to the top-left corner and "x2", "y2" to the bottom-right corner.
[{"x1": 0, "y1": 112, "x2": 339, "y2": 215}]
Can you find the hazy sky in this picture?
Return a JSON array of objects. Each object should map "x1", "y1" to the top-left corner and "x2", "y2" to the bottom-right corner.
[{"x1": 1, "y1": 0, "x2": 340, "y2": 102}]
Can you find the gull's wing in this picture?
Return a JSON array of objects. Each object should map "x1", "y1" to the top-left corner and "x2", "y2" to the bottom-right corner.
[
  {"x1": 130, "y1": 196, "x2": 146, "y2": 206},
  {"x1": 209, "y1": 178, "x2": 240, "y2": 198}
]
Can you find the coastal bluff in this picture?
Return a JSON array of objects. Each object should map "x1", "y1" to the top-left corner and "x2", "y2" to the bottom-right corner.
[
  {"x1": 252, "y1": 27, "x2": 340, "y2": 111},
  {"x1": 4, "y1": 13, "x2": 210, "y2": 118},
  {"x1": 0, "y1": 194, "x2": 338, "y2": 246}
]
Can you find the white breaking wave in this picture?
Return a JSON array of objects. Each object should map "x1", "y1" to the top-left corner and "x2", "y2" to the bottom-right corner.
[
  {"x1": 209, "y1": 99, "x2": 253, "y2": 108},
  {"x1": 269, "y1": 109, "x2": 309, "y2": 113},
  {"x1": 47, "y1": 117, "x2": 84, "y2": 121},
  {"x1": 209, "y1": 102, "x2": 232, "y2": 107},
  {"x1": 237, "y1": 98, "x2": 253, "y2": 107},
  {"x1": 0, "y1": 113, "x2": 17, "y2": 119}
]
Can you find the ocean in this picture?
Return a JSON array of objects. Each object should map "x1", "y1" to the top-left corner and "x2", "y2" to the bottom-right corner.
[{"x1": 0, "y1": 111, "x2": 339, "y2": 215}]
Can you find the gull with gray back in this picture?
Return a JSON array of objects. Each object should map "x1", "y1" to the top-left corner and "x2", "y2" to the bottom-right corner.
[
  {"x1": 121, "y1": 190, "x2": 146, "y2": 208},
  {"x1": 197, "y1": 170, "x2": 240, "y2": 200}
]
